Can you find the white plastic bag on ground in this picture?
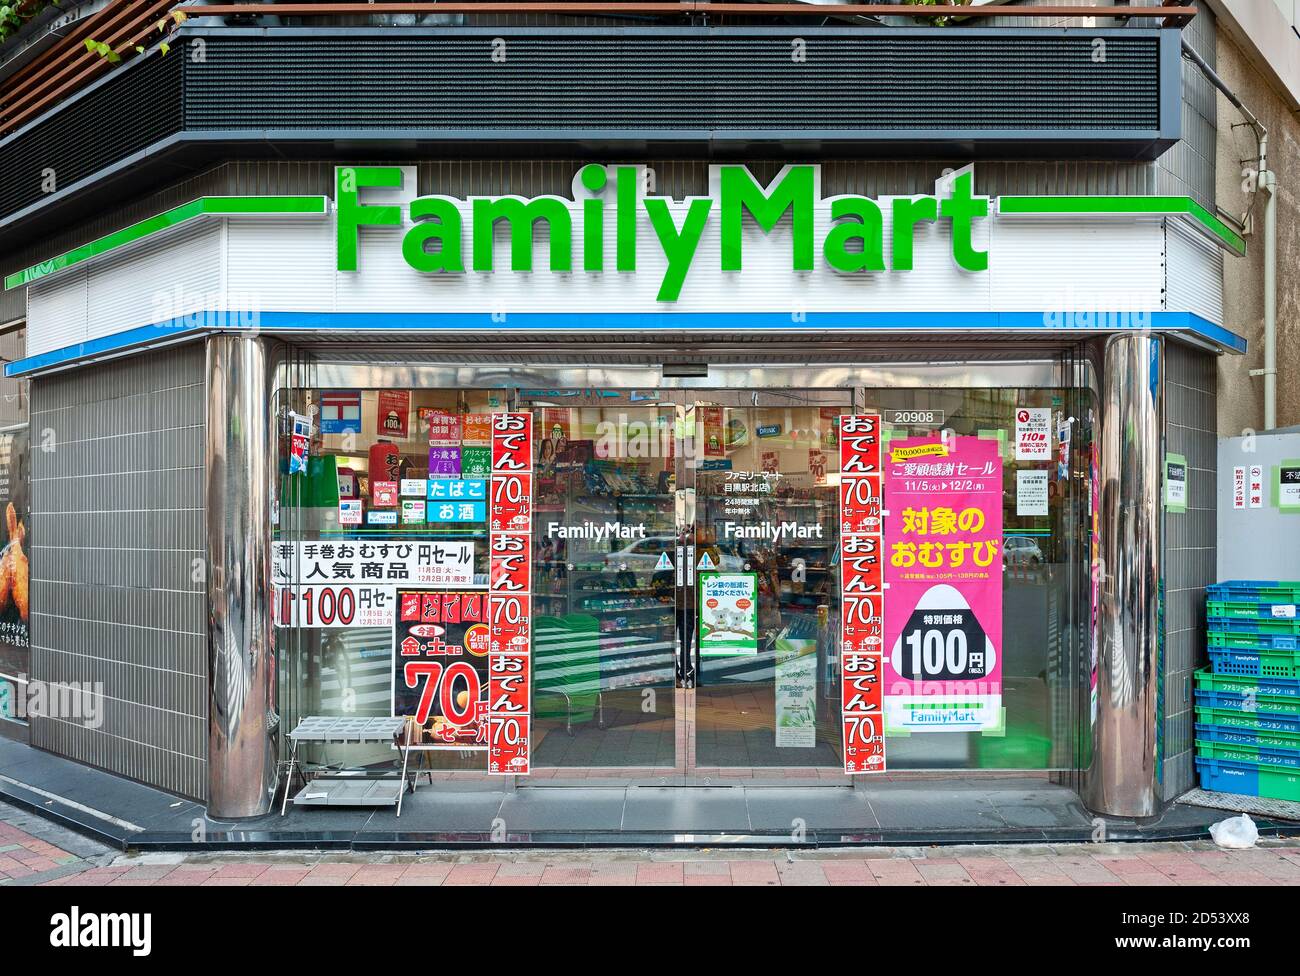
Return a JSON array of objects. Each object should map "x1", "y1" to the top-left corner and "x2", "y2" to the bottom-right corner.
[{"x1": 1209, "y1": 813, "x2": 1258, "y2": 849}]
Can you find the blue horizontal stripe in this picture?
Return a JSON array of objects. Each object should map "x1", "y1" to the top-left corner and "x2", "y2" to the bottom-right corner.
[{"x1": 4, "y1": 310, "x2": 1247, "y2": 377}]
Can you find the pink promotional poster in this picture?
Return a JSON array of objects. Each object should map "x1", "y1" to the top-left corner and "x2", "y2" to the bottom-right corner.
[{"x1": 883, "y1": 434, "x2": 1003, "y2": 733}]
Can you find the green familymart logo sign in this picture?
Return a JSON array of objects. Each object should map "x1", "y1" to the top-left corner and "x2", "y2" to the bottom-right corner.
[{"x1": 335, "y1": 164, "x2": 990, "y2": 302}]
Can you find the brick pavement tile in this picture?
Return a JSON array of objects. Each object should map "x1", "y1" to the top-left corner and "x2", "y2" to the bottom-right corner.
[
  {"x1": 541, "y1": 866, "x2": 592, "y2": 885},
  {"x1": 215, "y1": 863, "x2": 271, "y2": 879},
  {"x1": 444, "y1": 864, "x2": 500, "y2": 885},
  {"x1": 586, "y1": 863, "x2": 637, "y2": 886},
  {"x1": 636, "y1": 862, "x2": 685, "y2": 884},
  {"x1": 496, "y1": 862, "x2": 547, "y2": 878},
  {"x1": 729, "y1": 861, "x2": 780, "y2": 885},
  {"x1": 491, "y1": 875, "x2": 541, "y2": 886},
  {"x1": 305, "y1": 868, "x2": 361, "y2": 883},
  {"x1": 917, "y1": 863, "x2": 975, "y2": 885},
  {"x1": 1120, "y1": 873, "x2": 1176, "y2": 886},
  {"x1": 776, "y1": 863, "x2": 829, "y2": 886},
  {"x1": 685, "y1": 875, "x2": 731, "y2": 886},
  {"x1": 249, "y1": 866, "x2": 310, "y2": 886},
  {"x1": 156, "y1": 869, "x2": 223, "y2": 886},
  {"x1": 1227, "y1": 851, "x2": 1300, "y2": 879},
  {"x1": 683, "y1": 860, "x2": 731, "y2": 876},
  {"x1": 1095, "y1": 856, "x2": 1168, "y2": 878},
  {"x1": 402, "y1": 862, "x2": 454, "y2": 881},
  {"x1": 1001, "y1": 858, "x2": 1072, "y2": 880},
  {"x1": 868, "y1": 861, "x2": 925, "y2": 885},
  {"x1": 14, "y1": 855, "x2": 59, "y2": 873},
  {"x1": 820, "y1": 860, "x2": 875, "y2": 883},
  {"x1": 346, "y1": 865, "x2": 408, "y2": 886},
  {"x1": 1050, "y1": 858, "x2": 1121, "y2": 885},
  {"x1": 201, "y1": 877, "x2": 254, "y2": 886}
]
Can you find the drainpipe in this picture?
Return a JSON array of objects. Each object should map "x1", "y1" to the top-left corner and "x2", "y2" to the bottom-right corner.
[{"x1": 1180, "y1": 37, "x2": 1275, "y2": 428}]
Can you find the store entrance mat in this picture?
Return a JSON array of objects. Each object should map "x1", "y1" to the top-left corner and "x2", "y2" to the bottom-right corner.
[{"x1": 1178, "y1": 787, "x2": 1300, "y2": 822}]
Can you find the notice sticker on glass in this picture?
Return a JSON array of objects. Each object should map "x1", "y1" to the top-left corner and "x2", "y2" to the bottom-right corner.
[
  {"x1": 1016, "y1": 470, "x2": 1049, "y2": 516},
  {"x1": 338, "y1": 499, "x2": 363, "y2": 525},
  {"x1": 401, "y1": 499, "x2": 426, "y2": 523},
  {"x1": 401, "y1": 478, "x2": 427, "y2": 497},
  {"x1": 1015, "y1": 407, "x2": 1051, "y2": 461}
]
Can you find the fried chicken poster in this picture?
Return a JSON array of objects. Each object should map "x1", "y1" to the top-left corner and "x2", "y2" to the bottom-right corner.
[{"x1": 0, "y1": 427, "x2": 30, "y2": 649}]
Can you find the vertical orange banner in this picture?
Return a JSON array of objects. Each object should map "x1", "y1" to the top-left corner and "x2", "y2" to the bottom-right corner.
[
  {"x1": 488, "y1": 412, "x2": 533, "y2": 775},
  {"x1": 838, "y1": 414, "x2": 886, "y2": 774}
]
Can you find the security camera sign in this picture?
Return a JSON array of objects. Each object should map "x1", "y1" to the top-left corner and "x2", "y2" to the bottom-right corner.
[{"x1": 1015, "y1": 407, "x2": 1051, "y2": 461}]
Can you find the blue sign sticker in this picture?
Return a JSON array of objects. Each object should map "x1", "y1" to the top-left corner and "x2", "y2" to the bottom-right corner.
[
  {"x1": 427, "y1": 479, "x2": 488, "y2": 501},
  {"x1": 427, "y1": 500, "x2": 487, "y2": 523}
]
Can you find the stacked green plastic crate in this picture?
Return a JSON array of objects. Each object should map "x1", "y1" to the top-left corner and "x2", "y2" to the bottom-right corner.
[{"x1": 1194, "y1": 581, "x2": 1300, "y2": 801}]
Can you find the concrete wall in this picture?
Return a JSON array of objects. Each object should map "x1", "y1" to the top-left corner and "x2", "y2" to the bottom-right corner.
[
  {"x1": 1214, "y1": 29, "x2": 1300, "y2": 435},
  {"x1": 29, "y1": 345, "x2": 208, "y2": 800}
]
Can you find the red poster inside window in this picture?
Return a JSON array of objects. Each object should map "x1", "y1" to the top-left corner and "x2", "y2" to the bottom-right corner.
[
  {"x1": 839, "y1": 474, "x2": 882, "y2": 535},
  {"x1": 492, "y1": 413, "x2": 533, "y2": 472},
  {"x1": 838, "y1": 414, "x2": 886, "y2": 775},
  {"x1": 391, "y1": 589, "x2": 490, "y2": 750},
  {"x1": 490, "y1": 473, "x2": 533, "y2": 532},
  {"x1": 488, "y1": 413, "x2": 533, "y2": 774}
]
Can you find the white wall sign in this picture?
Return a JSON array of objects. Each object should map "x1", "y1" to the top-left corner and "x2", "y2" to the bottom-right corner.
[
  {"x1": 1249, "y1": 464, "x2": 1264, "y2": 509},
  {"x1": 1233, "y1": 466, "x2": 1246, "y2": 510}
]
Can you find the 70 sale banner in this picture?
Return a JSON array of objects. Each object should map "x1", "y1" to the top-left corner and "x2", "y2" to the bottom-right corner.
[
  {"x1": 838, "y1": 414, "x2": 886, "y2": 775},
  {"x1": 488, "y1": 413, "x2": 534, "y2": 775},
  {"x1": 882, "y1": 434, "x2": 1003, "y2": 733}
]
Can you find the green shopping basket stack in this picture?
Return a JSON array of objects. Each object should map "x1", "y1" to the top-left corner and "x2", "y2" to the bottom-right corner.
[{"x1": 1195, "y1": 580, "x2": 1300, "y2": 801}]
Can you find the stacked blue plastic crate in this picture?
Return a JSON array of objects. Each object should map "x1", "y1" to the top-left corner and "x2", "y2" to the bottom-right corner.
[{"x1": 1194, "y1": 580, "x2": 1300, "y2": 802}]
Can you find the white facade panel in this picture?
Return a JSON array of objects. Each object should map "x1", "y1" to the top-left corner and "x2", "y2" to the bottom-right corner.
[
  {"x1": 989, "y1": 216, "x2": 1166, "y2": 316},
  {"x1": 85, "y1": 221, "x2": 224, "y2": 337},
  {"x1": 1165, "y1": 217, "x2": 1225, "y2": 324},
  {"x1": 19, "y1": 173, "x2": 1227, "y2": 365},
  {"x1": 27, "y1": 268, "x2": 88, "y2": 357}
]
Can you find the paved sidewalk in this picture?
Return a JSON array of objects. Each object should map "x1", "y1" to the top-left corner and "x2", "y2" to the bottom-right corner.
[
  {"x1": 13, "y1": 840, "x2": 1300, "y2": 887},
  {"x1": 0, "y1": 801, "x2": 117, "y2": 885},
  {"x1": 5, "y1": 798, "x2": 1298, "y2": 887}
]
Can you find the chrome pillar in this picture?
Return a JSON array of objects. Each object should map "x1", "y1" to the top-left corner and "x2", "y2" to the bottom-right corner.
[
  {"x1": 1083, "y1": 335, "x2": 1163, "y2": 818},
  {"x1": 206, "y1": 334, "x2": 277, "y2": 818}
]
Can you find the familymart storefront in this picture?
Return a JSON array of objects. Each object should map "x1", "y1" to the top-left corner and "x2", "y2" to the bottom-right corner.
[{"x1": 5, "y1": 162, "x2": 1244, "y2": 827}]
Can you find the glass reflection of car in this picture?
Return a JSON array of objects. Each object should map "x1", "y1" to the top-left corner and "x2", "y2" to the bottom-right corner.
[{"x1": 1003, "y1": 535, "x2": 1044, "y2": 567}]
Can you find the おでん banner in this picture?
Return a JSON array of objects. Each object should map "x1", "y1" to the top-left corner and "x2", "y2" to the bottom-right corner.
[
  {"x1": 838, "y1": 414, "x2": 886, "y2": 774},
  {"x1": 883, "y1": 435, "x2": 1003, "y2": 732},
  {"x1": 488, "y1": 413, "x2": 533, "y2": 774}
]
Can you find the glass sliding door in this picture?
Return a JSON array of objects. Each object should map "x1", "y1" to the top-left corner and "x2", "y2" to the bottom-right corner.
[
  {"x1": 689, "y1": 393, "x2": 851, "y2": 773},
  {"x1": 530, "y1": 401, "x2": 680, "y2": 773}
]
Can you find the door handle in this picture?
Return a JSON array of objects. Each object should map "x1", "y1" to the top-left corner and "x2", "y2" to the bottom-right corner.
[{"x1": 687, "y1": 544, "x2": 696, "y2": 587}]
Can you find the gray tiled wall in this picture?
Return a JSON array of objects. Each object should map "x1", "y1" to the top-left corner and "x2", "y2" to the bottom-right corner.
[
  {"x1": 29, "y1": 344, "x2": 207, "y2": 800},
  {"x1": 1162, "y1": 340, "x2": 1218, "y2": 801}
]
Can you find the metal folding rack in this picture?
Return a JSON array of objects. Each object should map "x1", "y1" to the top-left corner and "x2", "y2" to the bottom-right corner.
[{"x1": 280, "y1": 716, "x2": 417, "y2": 816}]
